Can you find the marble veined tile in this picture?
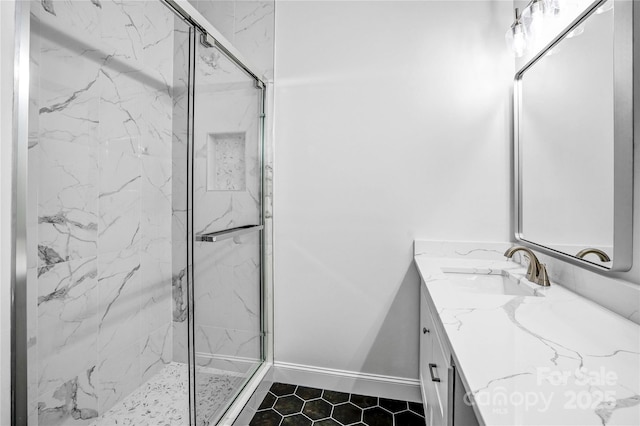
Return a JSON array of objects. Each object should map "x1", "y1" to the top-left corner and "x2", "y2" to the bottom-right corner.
[
  {"x1": 190, "y1": 0, "x2": 235, "y2": 42},
  {"x1": 36, "y1": 29, "x2": 101, "y2": 149},
  {"x1": 95, "y1": 342, "x2": 140, "y2": 414},
  {"x1": 140, "y1": 241, "x2": 172, "y2": 336},
  {"x1": 38, "y1": 366, "x2": 99, "y2": 426},
  {"x1": 27, "y1": 268, "x2": 39, "y2": 426},
  {"x1": 140, "y1": 323, "x2": 172, "y2": 384},
  {"x1": 35, "y1": 0, "x2": 102, "y2": 44},
  {"x1": 140, "y1": 1, "x2": 176, "y2": 80},
  {"x1": 195, "y1": 325, "x2": 261, "y2": 364},
  {"x1": 196, "y1": 45, "x2": 242, "y2": 83},
  {"x1": 98, "y1": 71, "x2": 145, "y2": 155},
  {"x1": 99, "y1": 0, "x2": 145, "y2": 65},
  {"x1": 171, "y1": 255, "x2": 188, "y2": 324},
  {"x1": 141, "y1": 157, "x2": 172, "y2": 246},
  {"x1": 193, "y1": 232, "x2": 260, "y2": 332},
  {"x1": 233, "y1": 1, "x2": 275, "y2": 79},
  {"x1": 27, "y1": 143, "x2": 40, "y2": 270},
  {"x1": 172, "y1": 322, "x2": 189, "y2": 365},
  {"x1": 38, "y1": 140, "x2": 98, "y2": 270},
  {"x1": 140, "y1": 86, "x2": 174, "y2": 159},
  {"x1": 96, "y1": 248, "x2": 141, "y2": 355},
  {"x1": 171, "y1": 158, "x2": 188, "y2": 212},
  {"x1": 38, "y1": 258, "x2": 98, "y2": 369},
  {"x1": 97, "y1": 148, "x2": 141, "y2": 255}
]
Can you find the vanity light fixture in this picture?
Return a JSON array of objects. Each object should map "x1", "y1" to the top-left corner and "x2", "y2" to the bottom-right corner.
[
  {"x1": 520, "y1": 0, "x2": 561, "y2": 51},
  {"x1": 506, "y1": 0, "x2": 604, "y2": 57}
]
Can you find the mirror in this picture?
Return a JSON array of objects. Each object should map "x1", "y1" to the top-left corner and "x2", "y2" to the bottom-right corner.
[{"x1": 514, "y1": 0, "x2": 633, "y2": 271}]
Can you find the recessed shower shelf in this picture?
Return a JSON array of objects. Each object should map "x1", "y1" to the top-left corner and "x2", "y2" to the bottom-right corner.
[{"x1": 196, "y1": 224, "x2": 263, "y2": 243}]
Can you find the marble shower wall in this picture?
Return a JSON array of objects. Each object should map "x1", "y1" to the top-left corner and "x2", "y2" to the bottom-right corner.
[{"x1": 28, "y1": 1, "x2": 188, "y2": 424}]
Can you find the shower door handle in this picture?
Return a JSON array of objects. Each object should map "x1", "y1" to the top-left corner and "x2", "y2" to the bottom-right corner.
[{"x1": 196, "y1": 224, "x2": 263, "y2": 242}]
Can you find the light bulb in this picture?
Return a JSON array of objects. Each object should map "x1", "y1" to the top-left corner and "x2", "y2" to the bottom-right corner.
[
  {"x1": 529, "y1": 0, "x2": 545, "y2": 40},
  {"x1": 543, "y1": 0, "x2": 559, "y2": 19},
  {"x1": 513, "y1": 25, "x2": 526, "y2": 57},
  {"x1": 505, "y1": 8, "x2": 526, "y2": 58}
]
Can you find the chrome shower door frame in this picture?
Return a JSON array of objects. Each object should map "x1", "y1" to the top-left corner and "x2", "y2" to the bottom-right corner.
[
  {"x1": 11, "y1": 0, "x2": 31, "y2": 424},
  {"x1": 10, "y1": 0, "x2": 271, "y2": 424}
]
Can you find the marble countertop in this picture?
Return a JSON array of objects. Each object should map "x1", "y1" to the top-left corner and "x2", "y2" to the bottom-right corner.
[{"x1": 414, "y1": 254, "x2": 640, "y2": 426}]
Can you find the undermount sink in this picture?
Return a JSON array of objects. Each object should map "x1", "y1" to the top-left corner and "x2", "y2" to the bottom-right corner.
[{"x1": 444, "y1": 270, "x2": 542, "y2": 297}]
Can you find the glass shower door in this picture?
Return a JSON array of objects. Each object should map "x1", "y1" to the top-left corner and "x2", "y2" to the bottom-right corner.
[
  {"x1": 23, "y1": 1, "x2": 194, "y2": 424},
  {"x1": 190, "y1": 30, "x2": 265, "y2": 426}
]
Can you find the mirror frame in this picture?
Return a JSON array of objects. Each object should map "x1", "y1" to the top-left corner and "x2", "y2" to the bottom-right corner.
[{"x1": 513, "y1": 0, "x2": 634, "y2": 272}]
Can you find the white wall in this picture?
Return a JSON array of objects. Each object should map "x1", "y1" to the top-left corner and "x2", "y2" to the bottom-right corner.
[
  {"x1": 274, "y1": 1, "x2": 513, "y2": 380},
  {"x1": 0, "y1": 1, "x2": 16, "y2": 423}
]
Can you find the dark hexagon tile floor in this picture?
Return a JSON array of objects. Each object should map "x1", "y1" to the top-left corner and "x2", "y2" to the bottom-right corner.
[{"x1": 249, "y1": 382, "x2": 425, "y2": 426}]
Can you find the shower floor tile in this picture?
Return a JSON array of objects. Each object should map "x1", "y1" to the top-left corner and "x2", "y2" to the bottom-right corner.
[
  {"x1": 89, "y1": 362, "x2": 245, "y2": 426},
  {"x1": 249, "y1": 383, "x2": 426, "y2": 426}
]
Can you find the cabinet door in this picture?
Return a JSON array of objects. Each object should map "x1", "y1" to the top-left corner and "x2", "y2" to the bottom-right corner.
[
  {"x1": 430, "y1": 334, "x2": 449, "y2": 426},
  {"x1": 420, "y1": 285, "x2": 436, "y2": 425},
  {"x1": 420, "y1": 284, "x2": 450, "y2": 426}
]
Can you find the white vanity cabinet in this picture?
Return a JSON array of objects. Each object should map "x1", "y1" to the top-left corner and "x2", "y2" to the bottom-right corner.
[
  {"x1": 420, "y1": 280, "x2": 481, "y2": 426},
  {"x1": 420, "y1": 282, "x2": 451, "y2": 426}
]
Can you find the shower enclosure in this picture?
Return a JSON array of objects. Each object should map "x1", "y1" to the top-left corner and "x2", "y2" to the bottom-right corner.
[{"x1": 11, "y1": 0, "x2": 268, "y2": 424}]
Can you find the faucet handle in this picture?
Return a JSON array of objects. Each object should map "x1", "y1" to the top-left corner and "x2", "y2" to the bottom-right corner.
[
  {"x1": 521, "y1": 253, "x2": 535, "y2": 277},
  {"x1": 536, "y1": 263, "x2": 550, "y2": 287}
]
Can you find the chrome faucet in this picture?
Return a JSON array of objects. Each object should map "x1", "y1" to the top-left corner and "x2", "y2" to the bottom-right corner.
[
  {"x1": 504, "y1": 246, "x2": 550, "y2": 286},
  {"x1": 576, "y1": 248, "x2": 611, "y2": 262}
]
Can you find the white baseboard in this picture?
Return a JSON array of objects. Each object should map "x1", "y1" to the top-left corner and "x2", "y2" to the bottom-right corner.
[{"x1": 272, "y1": 361, "x2": 422, "y2": 403}]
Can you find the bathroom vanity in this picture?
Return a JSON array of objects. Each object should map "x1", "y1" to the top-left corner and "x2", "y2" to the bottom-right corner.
[
  {"x1": 414, "y1": 241, "x2": 640, "y2": 426},
  {"x1": 414, "y1": 4, "x2": 640, "y2": 424}
]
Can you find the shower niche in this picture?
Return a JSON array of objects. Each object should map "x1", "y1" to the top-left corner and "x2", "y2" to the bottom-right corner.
[{"x1": 207, "y1": 132, "x2": 248, "y2": 192}]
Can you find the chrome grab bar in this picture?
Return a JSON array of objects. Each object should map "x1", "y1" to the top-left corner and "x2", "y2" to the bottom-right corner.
[{"x1": 195, "y1": 224, "x2": 263, "y2": 243}]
